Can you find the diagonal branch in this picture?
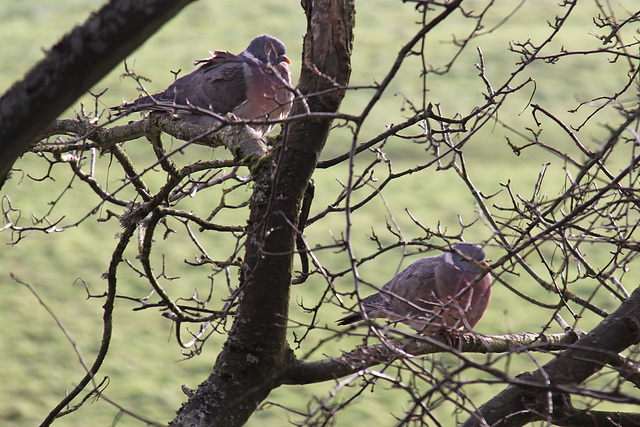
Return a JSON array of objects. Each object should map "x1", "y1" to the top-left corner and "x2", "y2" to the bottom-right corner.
[{"x1": 462, "y1": 285, "x2": 640, "y2": 427}]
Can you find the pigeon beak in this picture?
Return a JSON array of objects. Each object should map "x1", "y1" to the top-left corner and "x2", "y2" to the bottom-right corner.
[{"x1": 282, "y1": 55, "x2": 291, "y2": 64}]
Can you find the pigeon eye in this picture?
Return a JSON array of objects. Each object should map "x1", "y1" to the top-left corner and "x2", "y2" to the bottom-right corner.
[{"x1": 264, "y1": 42, "x2": 278, "y2": 64}]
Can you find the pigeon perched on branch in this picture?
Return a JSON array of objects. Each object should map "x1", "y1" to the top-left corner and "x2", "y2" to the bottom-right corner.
[
  {"x1": 337, "y1": 243, "x2": 493, "y2": 334},
  {"x1": 113, "y1": 34, "x2": 294, "y2": 136}
]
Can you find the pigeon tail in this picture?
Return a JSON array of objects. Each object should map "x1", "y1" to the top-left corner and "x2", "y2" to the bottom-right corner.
[{"x1": 336, "y1": 312, "x2": 363, "y2": 326}]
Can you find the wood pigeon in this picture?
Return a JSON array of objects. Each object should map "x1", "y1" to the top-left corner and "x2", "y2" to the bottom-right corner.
[
  {"x1": 337, "y1": 243, "x2": 493, "y2": 334},
  {"x1": 114, "y1": 34, "x2": 294, "y2": 136}
]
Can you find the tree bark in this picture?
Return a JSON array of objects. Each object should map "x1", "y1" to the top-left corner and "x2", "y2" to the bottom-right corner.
[
  {"x1": 0, "y1": 0, "x2": 194, "y2": 189},
  {"x1": 169, "y1": 1, "x2": 355, "y2": 426}
]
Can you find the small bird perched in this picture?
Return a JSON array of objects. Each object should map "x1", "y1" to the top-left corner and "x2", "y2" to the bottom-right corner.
[
  {"x1": 337, "y1": 243, "x2": 493, "y2": 334},
  {"x1": 113, "y1": 34, "x2": 294, "y2": 136}
]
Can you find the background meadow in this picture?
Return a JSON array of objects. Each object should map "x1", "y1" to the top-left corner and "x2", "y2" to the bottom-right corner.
[{"x1": 1, "y1": 0, "x2": 637, "y2": 425}]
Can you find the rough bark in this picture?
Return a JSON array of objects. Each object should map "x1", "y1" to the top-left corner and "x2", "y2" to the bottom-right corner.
[
  {"x1": 0, "y1": 0, "x2": 194, "y2": 189},
  {"x1": 169, "y1": 1, "x2": 355, "y2": 426},
  {"x1": 462, "y1": 286, "x2": 640, "y2": 427}
]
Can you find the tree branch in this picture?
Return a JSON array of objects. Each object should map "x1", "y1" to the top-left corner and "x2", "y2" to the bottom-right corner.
[
  {"x1": 462, "y1": 285, "x2": 640, "y2": 427},
  {"x1": 0, "y1": 0, "x2": 195, "y2": 189},
  {"x1": 280, "y1": 331, "x2": 585, "y2": 386},
  {"x1": 35, "y1": 114, "x2": 268, "y2": 158},
  {"x1": 169, "y1": 1, "x2": 355, "y2": 425}
]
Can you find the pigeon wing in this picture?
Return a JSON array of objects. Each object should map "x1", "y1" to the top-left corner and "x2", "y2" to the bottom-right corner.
[
  {"x1": 337, "y1": 254, "x2": 443, "y2": 329},
  {"x1": 188, "y1": 52, "x2": 248, "y2": 113},
  {"x1": 382, "y1": 256, "x2": 442, "y2": 324},
  {"x1": 121, "y1": 51, "x2": 248, "y2": 115}
]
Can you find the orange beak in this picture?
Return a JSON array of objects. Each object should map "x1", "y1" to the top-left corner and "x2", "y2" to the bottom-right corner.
[{"x1": 282, "y1": 55, "x2": 291, "y2": 64}]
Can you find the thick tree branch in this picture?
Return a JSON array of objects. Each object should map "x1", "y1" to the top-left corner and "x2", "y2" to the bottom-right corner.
[
  {"x1": 169, "y1": 1, "x2": 355, "y2": 426},
  {"x1": 462, "y1": 286, "x2": 640, "y2": 427},
  {"x1": 0, "y1": 0, "x2": 195, "y2": 189},
  {"x1": 552, "y1": 404, "x2": 640, "y2": 426}
]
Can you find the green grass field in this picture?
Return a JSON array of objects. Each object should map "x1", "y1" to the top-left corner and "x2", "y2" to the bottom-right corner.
[{"x1": 1, "y1": 0, "x2": 638, "y2": 425}]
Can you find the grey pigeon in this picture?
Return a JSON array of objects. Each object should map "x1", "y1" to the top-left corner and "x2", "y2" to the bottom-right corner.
[
  {"x1": 337, "y1": 243, "x2": 493, "y2": 334},
  {"x1": 114, "y1": 34, "x2": 294, "y2": 136}
]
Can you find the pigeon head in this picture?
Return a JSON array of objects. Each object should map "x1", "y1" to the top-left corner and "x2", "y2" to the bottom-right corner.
[
  {"x1": 243, "y1": 34, "x2": 290, "y2": 66},
  {"x1": 447, "y1": 243, "x2": 487, "y2": 272}
]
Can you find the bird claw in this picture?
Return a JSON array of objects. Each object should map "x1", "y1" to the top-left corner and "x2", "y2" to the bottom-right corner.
[{"x1": 437, "y1": 329, "x2": 466, "y2": 348}]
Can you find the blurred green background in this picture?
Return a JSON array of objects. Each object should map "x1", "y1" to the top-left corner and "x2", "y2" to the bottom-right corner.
[{"x1": 1, "y1": 0, "x2": 637, "y2": 425}]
